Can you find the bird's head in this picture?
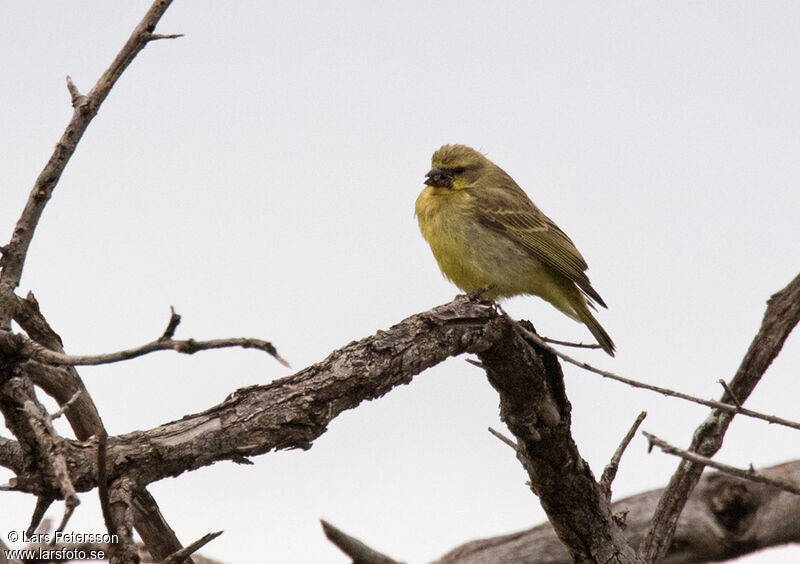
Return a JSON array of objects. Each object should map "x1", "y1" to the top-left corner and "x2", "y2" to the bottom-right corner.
[{"x1": 425, "y1": 144, "x2": 489, "y2": 190}]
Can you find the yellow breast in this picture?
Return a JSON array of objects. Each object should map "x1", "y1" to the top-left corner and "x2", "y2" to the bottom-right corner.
[{"x1": 415, "y1": 187, "x2": 538, "y2": 297}]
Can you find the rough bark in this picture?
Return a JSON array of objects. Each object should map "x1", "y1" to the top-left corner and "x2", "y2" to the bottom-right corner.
[
  {"x1": 434, "y1": 460, "x2": 800, "y2": 564},
  {"x1": 4, "y1": 297, "x2": 499, "y2": 494},
  {"x1": 0, "y1": 1, "x2": 197, "y2": 560},
  {"x1": 639, "y1": 272, "x2": 800, "y2": 561},
  {"x1": 2, "y1": 297, "x2": 639, "y2": 562},
  {"x1": 476, "y1": 318, "x2": 638, "y2": 563}
]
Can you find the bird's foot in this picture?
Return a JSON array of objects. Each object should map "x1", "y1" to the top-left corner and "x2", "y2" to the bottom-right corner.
[{"x1": 466, "y1": 285, "x2": 495, "y2": 302}]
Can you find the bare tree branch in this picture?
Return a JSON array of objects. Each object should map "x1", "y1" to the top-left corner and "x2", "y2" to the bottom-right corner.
[
  {"x1": 162, "y1": 306, "x2": 182, "y2": 340},
  {"x1": 321, "y1": 520, "x2": 403, "y2": 564},
  {"x1": 160, "y1": 531, "x2": 223, "y2": 564},
  {"x1": 0, "y1": 297, "x2": 635, "y2": 564},
  {"x1": 108, "y1": 477, "x2": 138, "y2": 564},
  {"x1": 0, "y1": 376, "x2": 72, "y2": 505},
  {"x1": 433, "y1": 460, "x2": 800, "y2": 564},
  {"x1": 2, "y1": 329, "x2": 288, "y2": 368},
  {"x1": 0, "y1": 0, "x2": 198, "y2": 558},
  {"x1": 515, "y1": 322, "x2": 800, "y2": 432},
  {"x1": 487, "y1": 426, "x2": 519, "y2": 450},
  {"x1": 11, "y1": 289, "x2": 192, "y2": 562},
  {"x1": 26, "y1": 495, "x2": 54, "y2": 539},
  {"x1": 478, "y1": 318, "x2": 640, "y2": 563},
  {"x1": 600, "y1": 411, "x2": 647, "y2": 498},
  {"x1": 98, "y1": 430, "x2": 114, "y2": 540},
  {"x1": 19, "y1": 396, "x2": 80, "y2": 533},
  {"x1": 7, "y1": 296, "x2": 499, "y2": 495},
  {"x1": 0, "y1": 0, "x2": 178, "y2": 329},
  {"x1": 148, "y1": 33, "x2": 185, "y2": 41},
  {"x1": 717, "y1": 379, "x2": 742, "y2": 409},
  {"x1": 540, "y1": 336, "x2": 602, "y2": 350},
  {"x1": 50, "y1": 389, "x2": 82, "y2": 420},
  {"x1": 639, "y1": 272, "x2": 800, "y2": 562},
  {"x1": 3, "y1": 287, "x2": 798, "y2": 563},
  {"x1": 131, "y1": 490, "x2": 192, "y2": 562},
  {"x1": 0, "y1": 436, "x2": 23, "y2": 474},
  {"x1": 644, "y1": 431, "x2": 800, "y2": 496}
]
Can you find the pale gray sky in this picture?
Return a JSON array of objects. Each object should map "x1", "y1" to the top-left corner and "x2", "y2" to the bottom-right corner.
[{"x1": 2, "y1": 2, "x2": 799, "y2": 563}]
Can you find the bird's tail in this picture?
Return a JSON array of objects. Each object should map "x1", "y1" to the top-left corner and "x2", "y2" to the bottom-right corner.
[{"x1": 576, "y1": 306, "x2": 615, "y2": 357}]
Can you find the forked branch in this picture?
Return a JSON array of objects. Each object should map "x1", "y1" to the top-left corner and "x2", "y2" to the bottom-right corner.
[
  {"x1": 639, "y1": 272, "x2": 800, "y2": 562},
  {"x1": 2, "y1": 329, "x2": 288, "y2": 368},
  {"x1": 0, "y1": 0, "x2": 180, "y2": 329}
]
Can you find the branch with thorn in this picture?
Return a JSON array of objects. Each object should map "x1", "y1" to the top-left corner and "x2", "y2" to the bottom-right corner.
[
  {"x1": 321, "y1": 520, "x2": 402, "y2": 564},
  {"x1": 644, "y1": 431, "x2": 800, "y2": 496},
  {"x1": 639, "y1": 272, "x2": 800, "y2": 561},
  {"x1": 540, "y1": 336, "x2": 602, "y2": 350},
  {"x1": 599, "y1": 411, "x2": 647, "y2": 498},
  {"x1": 0, "y1": 307, "x2": 289, "y2": 368},
  {"x1": 488, "y1": 426, "x2": 519, "y2": 450},
  {"x1": 160, "y1": 531, "x2": 223, "y2": 564},
  {"x1": 511, "y1": 318, "x2": 800, "y2": 432}
]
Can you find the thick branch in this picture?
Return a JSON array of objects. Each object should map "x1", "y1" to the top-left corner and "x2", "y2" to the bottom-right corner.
[
  {"x1": 9, "y1": 297, "x2": 498, "y2": 494},
  {"x1": 0, "y1": 376, "x2": 64, "y2": 499},
  {"x1": 640, "y1": 272, "x2": 800, "y2": 561},
  {"x1": 12, "y1": 296, "x2": 191, "y2": 561},
  {"x1": 0, "y1": 436, "x2": 23, "y2": 474},
  {"x1": 433, "y1": 460, "x2": 800, "y2": 564},
  {"x1": 478, "y1": 318, "x2": 639, "y2": 563},
  {"x1": 108, "y1": 477, "x2": 138, "y2": 564},
  {"x1": 18, "y1": 399, "x2": 80, "y2": 532}
]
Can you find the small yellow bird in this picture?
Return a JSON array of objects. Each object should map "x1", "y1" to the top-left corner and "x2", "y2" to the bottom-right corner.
[{"x1": 415, "y1": 144, "x2": 615, "y2": 356}]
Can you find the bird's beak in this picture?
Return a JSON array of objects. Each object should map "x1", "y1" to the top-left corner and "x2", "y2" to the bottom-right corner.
[{"x1": 425, "y1": 167, "x2": 451, "y2": 188}]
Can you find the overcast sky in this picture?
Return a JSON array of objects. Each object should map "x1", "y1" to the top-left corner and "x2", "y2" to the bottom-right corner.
[{"x1": 2, "y1": 2, "x2": 799, "y2": 563}]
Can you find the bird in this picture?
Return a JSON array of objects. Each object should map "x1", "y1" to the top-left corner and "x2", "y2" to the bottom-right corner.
[{"x1": 415, "y1": 144, "x2": 615, "y2": 356}]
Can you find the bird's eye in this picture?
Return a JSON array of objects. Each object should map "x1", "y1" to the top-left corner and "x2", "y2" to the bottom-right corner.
[{"x1": 452, "y1": 167, "x2": 466, "y2": 175}]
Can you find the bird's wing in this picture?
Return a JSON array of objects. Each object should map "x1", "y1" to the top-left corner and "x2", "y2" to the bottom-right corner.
[{"x1": 471, "y1": 186, "x2": 607, "y2": 308}]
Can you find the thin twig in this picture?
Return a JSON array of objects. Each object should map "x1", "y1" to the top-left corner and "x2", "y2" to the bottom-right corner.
[
  {"x1": 511, "y1": 321, "x2": 800, "y2": 432},
  {"x1": 50, "y1": 389, "x2": 82, "y2": 420},
  {"x1": 540, "y1": 336, "x2": 602, "y2": 350},
  {"x1": 161, "y1": 306, "x2": 182, "y2": 340},
  {"x1": 159, "y1": 531, "x2": 223, "y2": 564},
  {"x1": 488, "y1": 427, "x2": 519, "y2": 450},
  {"x1": 465, "y1": 358, "x2": 484, "y2": 368},
  {"x1": 1, "y1": 0, "x2": 189, "y2": 554},
  {"x1": 321, "y1": 520, "x2": 403, "y2": 564},
  {"x1": 65, "y1": 76, "x2": 86, "y2": 107},
  {"x1": 718, "y1": 379, "x2": 743, "y2": 409},
  {"x1": 12, "y1": 332, "x2": 290, "y2": 368},
  {"x1": 643, "y1": 432, "x2": 800, "y2": 496},
  {"x1": 0, "y1": 0, "x2": 178, "y2": 330},
  {"x1": 147, "y1": 32, "x2": 184, "y2": 41},
  {"x1": 640, "y1": 272, "x2": 800, "y2": 562},
  {"x1": 599, "y1": 411, "x2": 647, "y2": 498}
]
